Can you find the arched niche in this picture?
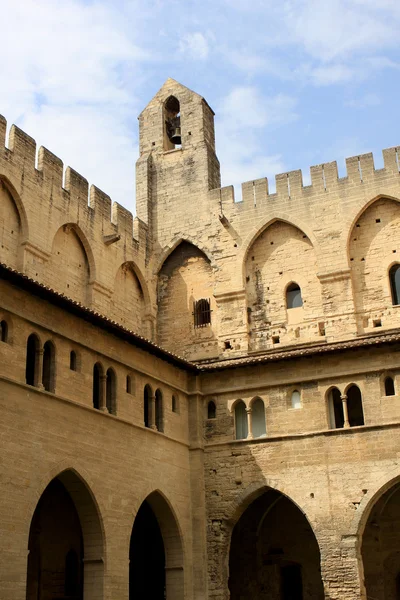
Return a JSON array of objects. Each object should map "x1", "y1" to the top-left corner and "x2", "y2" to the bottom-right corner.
[
  {"x1": 129, "y1": 490, "x2": 184, "y2": 600},
  {"x1": 157, "y1": 241, "x2": 217, "y2": 359},
  {"x1": 26, "y1": 469, "x2": 104, "y2": 600},
  {"x1": 228, "y1": 487, "x2": 324, "y2": 599},
  {"x1": 111, "y1": 262, "x2": 146, "y2": 334},
  {"x1": 244, "y1": 220, "x2": 322, "y2": 349},
  {"x1": 348, "y1": 197, "x2": 400, "y2": 321},
  {"x1": 0, "y1": 177, "x2": 23, "y2": 269},
  {"x1": 49, "y1": 224, "x2": 91, "y2": 304}
]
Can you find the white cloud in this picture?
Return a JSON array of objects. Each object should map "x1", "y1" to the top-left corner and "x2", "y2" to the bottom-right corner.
[
  {"x1": 179, "y1": 33, "x2": 210, "y2": 60},
  {"x1": 220, "y1": 87, "x2": 297, "y2": 129},
  {"x1": 0, "y1": 0, "x2": 143, "y2": 214},
  {"x1": 216, "y1": 87, "x2": 297, "y2": 196}
]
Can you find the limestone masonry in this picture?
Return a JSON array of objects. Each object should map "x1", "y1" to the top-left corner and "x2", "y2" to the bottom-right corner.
[{"x1": 1, "y1": 78, "x2": 400, "y2": 600}]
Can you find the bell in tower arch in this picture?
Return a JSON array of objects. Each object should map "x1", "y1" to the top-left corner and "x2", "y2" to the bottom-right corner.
[{"x1": 164, "y1": 95, "x2": 182, "y2": 148}]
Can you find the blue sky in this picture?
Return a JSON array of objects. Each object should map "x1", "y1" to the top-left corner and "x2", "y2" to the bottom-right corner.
[{"x1": 1, "y1": 0, "x2": 399, "y2": 213}]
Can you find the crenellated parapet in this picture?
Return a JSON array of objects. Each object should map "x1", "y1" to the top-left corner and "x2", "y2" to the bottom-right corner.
[{"x1": 0, "y1": 115, "x2": 154, "y2": 338}]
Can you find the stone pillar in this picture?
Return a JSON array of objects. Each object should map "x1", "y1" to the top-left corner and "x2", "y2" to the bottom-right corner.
[
  {"x1": 320, "y1": 534, "x2": 365, "y2": 600},
  {"x1": 341, "y1": 394, "x2": 350, "y2": 428},
  {"x1": 37, "y1": 348, "x2": 44, "y2": 390},
  {"x1": 100, "y1": 375, "x2": 108, "y2": 412},
  {"x1": 246, "y1": 407, "x2": 253, "y2": 439},
  {"x1": 150, "y1": 395, "x2": 157, "y2": 430}
]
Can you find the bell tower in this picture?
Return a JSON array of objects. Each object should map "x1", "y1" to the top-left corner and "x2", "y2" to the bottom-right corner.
[{"x1": 135, "y1": 79, "x2": 221, "y2": 250}]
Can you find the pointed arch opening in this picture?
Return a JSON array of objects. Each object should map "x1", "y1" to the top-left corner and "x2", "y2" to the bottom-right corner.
[
  {"x1": 26, "y1": 469, "x2": 104, "y2": 600},
  {"x1": 112, "y1": 262, "x2": 147, "y2": 334},
  {"x1": 0, "y1": 177, "x2": 23, "y2": 269},
  {"x1": 129, "y1": 491, "x2": 184, "y2": 600},
  {"x1": 328, "y1": 387, "x2": 344, "y2": 429},
  {"x1": 229, "y1": 487, "x2": 324, "y2": 599},
  {"x1": 164, "y1": 95, "x2": 181, "y2": 150},
  {"x1": 346, "y1": 384, "x2": 365, "y2": 427},
  {"x1": 348, "y1": 197, "x2": 400, "y2": 325},
  {"x1": 50, "y1": 224, "x2": 92, "y2": 304},
  {"x1": 157, "y1": 241, "x2": 216, "y2": 359},
  {"x1": 361, "y1": 479, "x2": 400, "y2": 600},
  {"x1": 244, "y1": 220, "x2": 321, "y2": 350}
]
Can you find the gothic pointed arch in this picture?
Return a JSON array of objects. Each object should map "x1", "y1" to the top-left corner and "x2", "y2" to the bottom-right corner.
[
  {"x1": 244, "y1": 219, "x2": 322, "y2": 350},
  {"x1": 111, "y1": 261, "x2": 147, "y2": 333},
  {"x1": 348, "y1": 196, "x2": 400, "y2": 330},
  {"x1": 0, "y1": 176, "x2": 26, "y2": 268},
  {"x1": 129, "y1": 489, "x2": 184, "y2": 600},
  {"x1": 48, "y1": 223, "x2": 93, "y2": 304},
  {"x1": 26, "y1": 468, "x2": 104, "y2": 600},
  {"x1": 157, "y1": 240, "x2": 217, "y2": 359}
]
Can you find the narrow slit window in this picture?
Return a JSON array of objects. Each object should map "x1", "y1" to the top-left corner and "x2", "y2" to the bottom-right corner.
[
  {"x1": 106, "y1": 368, "x2": 116, "y2": 415},
  {"x1": 385, "y1": 376, "x2": 395, "y2": 396},
  {"x1": 207, "y1": 400, "x2": 216, "y2": 419},
  {"x1": 42, "y1": 341, "x2": 55, "y2": 393},
  {"x1": 70, "y1": 350, "x2": 77, "y2": 371},
  {"x1": 155, "y1": 389, "x2": 164, "y2": 432},
  {"x1": 194, "y1": 298, "x2": 211, "y2": 328},
  {"x1": 0, "y1": 320, "x2": 8, "y2": 343},
  {"x1": 291, "y1": 390, "x2": 301, "y2": 409},
  {"x1": 93, "y1": 363, "x2": 102, "y2": 410},
  {"x1": 235, "y1": 401, "x2": 248, "y2": 440},
  {"x1": 26, "y1": 334, "x2": 40, "y2": 387}
]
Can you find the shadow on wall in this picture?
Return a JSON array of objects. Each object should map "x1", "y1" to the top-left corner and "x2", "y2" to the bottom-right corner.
[{"x1": 157, "y1": 241, "x2": 219, "y2": 360}]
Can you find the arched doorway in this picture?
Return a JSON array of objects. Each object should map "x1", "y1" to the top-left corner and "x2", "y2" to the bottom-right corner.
[
  {"x1": 229, "y1": 488, "x2": 324, "y2": 599},
  {"x1": 26, "y1": 470, "x2": 104, "y2": 600},
  {"x1": 362, "y1": 481, "x2": 400, "y2": 600},
  {"x1": 129, "y1": 491, "x2": 184, "y2": 600}
]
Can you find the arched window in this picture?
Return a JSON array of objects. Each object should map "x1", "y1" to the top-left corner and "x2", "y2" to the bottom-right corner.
[
  {"x1": 291, "y1": 389, "x2": 302, "y2": 409},
  {"x1": 93, "y1": 363, "x2": 102, "y2": 410},
  {"x1": 26, "y1": 334, "x2": 40, "y2": 387},
  {"x1": 126, "y1": 375, "x2": 132, "y2": 394},
  {"x1": 385, "y1": 376, "x2": 395, "y2": 396},
  {"x1": 390, "y1": 264, "x2": 400, "y2": 305},
  {"x1": 65, "y1": 549, "x2": 80, "y2": 597},
  {"x1": 155, "y1": 389, "x2": 164, "y2": 432},
  {"x1": 235, "y1": 401, "x2": 248, "y2": 440},
  {"x1": 251, "y1": 398, "x2": 266, "y2": 438},
  {"x1": 106, "y1": 368, "x2": 116, "y2": 415},
  {"x1": 286, "y1": 283, "x2": 303, "y2": 309},
  {"x1": 70, "y1": 350, "x2": 77, "y2": 371},
  {"x1": 328, "y1": 387, "x2": 344, "y2": 429},
  {"x1": 347, "y1": 385, "x2": 364, "y2": 427},
  {"x1": 194, "y1": 298, "x2": 211, "y2": 328},
  {"x1": 42, "y1": 341, "x2": 56, "y2": 393},
  {"x1": 0, "y1": 320, "x2": 8, "y2": 343},
  {"x1": 164, "y1": 95, "x2": 181, "y2": 150},
  {"x1": 207, "y1": 400, "x2": 216, "y2": 419},
  {"x1": 144, "y1": 384, "x2": 152, "y2": 428},
  {"x1": 172, "y1": 394, "x2": 178, "y2": 413}
]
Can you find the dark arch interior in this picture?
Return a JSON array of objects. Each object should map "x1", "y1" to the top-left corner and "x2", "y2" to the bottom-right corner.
[
  {"x1": 129, "y1": 500, "x2": 166, "y2": 600},
  {"x1": 26, "y1": 478, "x2": 83, "y2": 600},
  {"x1": 362, "y1": 482, "x2": 400, "y2": 600},
  {"x1": 229, "y1": 489, "x2": 324, "y2": 600}
]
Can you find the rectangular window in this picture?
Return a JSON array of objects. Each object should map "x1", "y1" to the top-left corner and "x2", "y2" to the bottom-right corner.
[{"x1": 193, "y1": 299, "x2": 211, "y2": 328}]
